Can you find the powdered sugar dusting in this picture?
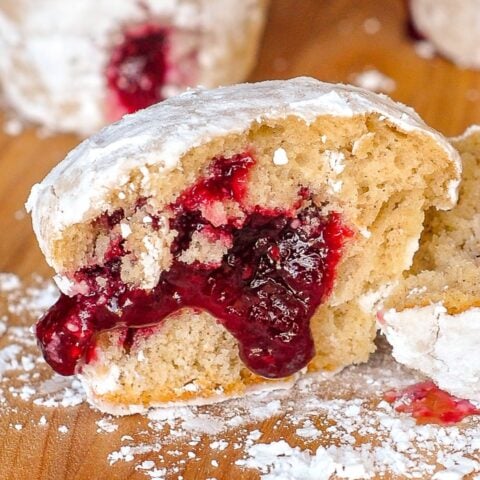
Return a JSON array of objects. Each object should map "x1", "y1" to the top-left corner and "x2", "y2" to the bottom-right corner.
[
  {"x1": 1, "y1": 274, "x2": 480, "y2": 479},
  {"x1": 414, "y1": 40, "x2": 437, "y2": 60},
  {"x1": 352, "y1": 69, "x2": 396, "y2": 94}
]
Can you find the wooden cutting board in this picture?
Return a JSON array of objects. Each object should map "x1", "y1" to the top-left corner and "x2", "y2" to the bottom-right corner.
[{"x1": 1, "y1": 1, "x2": 480, "y2": 479}]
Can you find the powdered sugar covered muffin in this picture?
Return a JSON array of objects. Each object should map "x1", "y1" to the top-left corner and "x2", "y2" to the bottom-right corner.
[
  {"x1": 27, "y1": 77, "x2": 460, "y2": 414},
  {"x1": 380, "y1": 126, "x2": 480, "y2": 401},
  {"x1": 409, "y1": 0, "x2": 480, "y2": 69},
  {"x1": 0, "y1": 0, "x2": 269, "y2": 135}
]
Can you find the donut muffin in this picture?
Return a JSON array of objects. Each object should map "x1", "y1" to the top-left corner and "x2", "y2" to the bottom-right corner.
[
  {"x1": 380, "y1": 126, "x2": 480, "y2": 401},
  {"x1": 409, "y1": 0, "x2": 480, "y2": 69},
  {"x1": 0, "y1": 0, "x2": 269, "y2": 135},
  {"x1": 27, "y1": 77, "x2": 460, "y2": 414}
]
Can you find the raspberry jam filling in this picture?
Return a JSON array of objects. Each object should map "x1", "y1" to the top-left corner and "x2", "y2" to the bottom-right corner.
[
  {"x1": 36, "y1": 153, "x2": 352, "y2": 378},
  {"x1": 385, "y1": 381, "x2": 480, "y2": 425},
  {"x1": 106, "y1": 24, "x2": 170, "y2": 117}
]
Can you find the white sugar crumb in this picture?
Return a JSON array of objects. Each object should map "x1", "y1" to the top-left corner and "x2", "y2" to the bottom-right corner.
[
  {"x1": 352, "y1": 69, "x2": 396, "y2": 94},
  {"x1": 182, "y1": 381, "x2": 199, "y2": 393},
  {"x1": 136, "y1": 460, "x2": 156, "y2": 470},
  {"x1": 272, "y1": 147, "x2": 289, "y2": 166},
  {"x1": 3, "y1": 118, "x2": 24, "y2": 136},
  {"x1": 146, "y1": 468, "x2": 167, "y2": 479},
  {"x1": 96, "y1": 417, "x2": 119, "y2": 433},
  {"x1": 14, "y1": 209, "x2": 26, "y2": 221},
  {"x1": 363, "y1": 17, "x2": 381, "y2": 35},
  {"x1": 324, "y1": 150, "x2": 346, "y2": 174},
  {"x1": 237, "y1": 441, "x2": 372, "y2": 480},
  {"x1": 2, "y1": 275, "x2": 480, "y2": 479},
  {"x1": 109, "y1": 444, "x2": 162, "y2": 465},
  {"x1": 407, "y1": 285, "x2": 428, "y2": 298},
  {"x1": 0, "y1": 273, "x2": 22, "y2": 292},
  {"x1": 414, "y1": 40, "x2": 436, "y2": 60},
  {"x1": 210, "y1": 440, "x2": 229, "y2": 451},
  {"x1": 33, "y1": 376, "x2": 85, "y2": 407},
  {"x1": 251, "y1": 400, "x2": 282, "y2": 420},
  {"x1": 120, "y1": 223, "x2": 132, "y2": 238},
  {"x1": 327, "y1": 178, "x2": 343, "y2": 193},
  {"x1": 359, "y1": 227, "x2": 371, "y2": 239},
  {"x1": 296, "y1": 419, "x2": 320, "y2": 439}
]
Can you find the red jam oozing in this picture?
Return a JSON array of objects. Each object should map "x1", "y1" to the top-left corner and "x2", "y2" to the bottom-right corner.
[
  {"x1": 385, "y1": 381, "x2": 480, "y2": 425},
  {"x1": 106, "y1": 24, "x2": 169, "y2": 117},
  {"x1": 36, "y1": 153, "x2": 352, "y2": 377}
]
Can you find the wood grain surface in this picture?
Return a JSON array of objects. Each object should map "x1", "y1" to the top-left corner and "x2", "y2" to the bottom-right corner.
[{"x1": 1, "y1": 1, "x2": 480, "y2": 479}]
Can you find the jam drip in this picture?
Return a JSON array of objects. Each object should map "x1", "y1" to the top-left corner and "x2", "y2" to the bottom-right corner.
[
  {"x1": 385, "y1": 381, "x2": 480, "y2": 425},
  {"x1": 36, "y1": 153, "x2": 352, "y2": 378},
  {"x1": 106, "y1": 24, "x2": 169, "y2": 117}
]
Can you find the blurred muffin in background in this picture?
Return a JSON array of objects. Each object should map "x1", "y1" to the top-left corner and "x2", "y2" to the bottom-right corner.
[
  {"x1": 0, "y1": 0, "x2": 269, "y2": 135},
  {"x1": 409, "y1": 0, "x2": 480, "y2": 69}
]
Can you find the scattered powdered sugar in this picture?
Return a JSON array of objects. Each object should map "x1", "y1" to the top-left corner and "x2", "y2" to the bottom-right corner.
[
  {"x1": 2, "y1": 117, "x2": 24, "y2": 136},
  {"x1": 324, "y1": 150, "x2": 346, "y2": 174},
  {"x1": 1, "y1": 274, "x2": 480, "y2": 479},
  {"x1": 363, "y1": 17, "x2": 382, "y2": 35},
  {"x1": 237, "y1": 397, "x2": 480, "y2": 479},
  {"x1": 33, "y1": 376, "x2": 84, "y2": 407},
  {"x1": 0, "y1": 273, "x2": 22, "y2": 292},
  {"x1": 237, "y1": 441, "x2": 374, "y2": 480},
  {"x1": 2, "y1": 273, "x2": 59, "y2": 318},
  {"x1": 414, "y1": 40, "x2": 437, "y2": 60},
  {"x1": 97, "y1": 417, "x2": 119, "y2": 433},
  {"x1": 0, "y1": 273, "x2": 83, "y2": 408},
  {"x1": 352, "y1": 69, "x2": 397, "y2": 94}
]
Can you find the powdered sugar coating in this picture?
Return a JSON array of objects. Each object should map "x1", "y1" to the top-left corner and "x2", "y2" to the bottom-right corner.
[
  {"x1": 0, "y1": 0, "x2": 267, "y2": 134},
  {"x1": 26, "y1": 77, "x2": 461, "y2": 272},
  {"x1": 450, "y1": 124, "x2": 480, "y2": 143},
  {"x1": 410, "y1": 0, "x2": 480, "y2": 69},
  {"x1": 381, "y1": 304, "x2": 480, "y2": 402}
]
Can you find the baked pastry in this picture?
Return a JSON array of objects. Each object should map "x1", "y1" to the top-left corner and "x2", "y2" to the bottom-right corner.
[
  {"x1": 380, "y1": 126, "x2": 480, "y2": 401},
  {"x1": 409, "y1": 0, "x2": 480, "y2": 69},
  {"x1": 27, "y1": 77, "x2": 460, "y2": 414},
  {"x1": 0, "y1": 0, "x2": 269, "y2": 135}
]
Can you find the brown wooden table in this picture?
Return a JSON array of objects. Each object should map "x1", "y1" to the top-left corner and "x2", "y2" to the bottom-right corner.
[{"x1": 1, "y1": 1, "x2": 480, "y2": 479}]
